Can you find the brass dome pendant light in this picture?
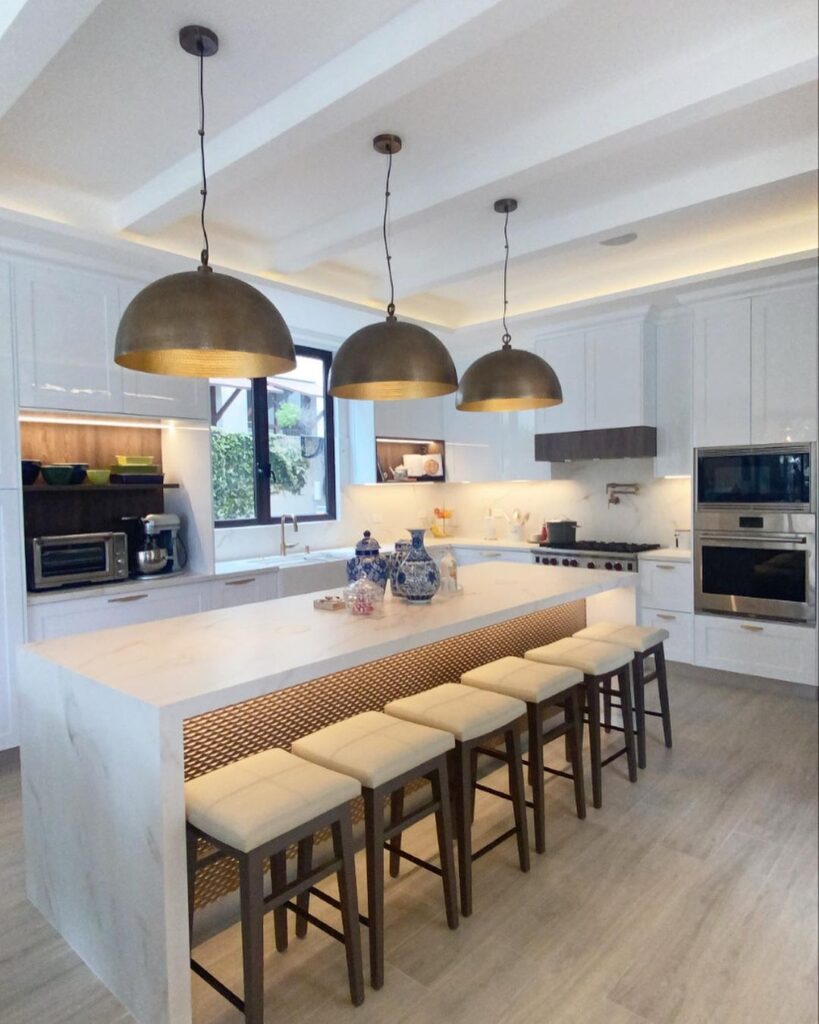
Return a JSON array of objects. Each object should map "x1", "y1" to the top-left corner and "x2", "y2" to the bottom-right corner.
[
  {"x1": 115, "y1": 25, "x2": 296, "y2": 379},
  {"x1": 456, "y1": 199, "x2": 562, "y2": 412},
  {"x1": 328, "y1": 134, "x2": 457, "y2": 400}
]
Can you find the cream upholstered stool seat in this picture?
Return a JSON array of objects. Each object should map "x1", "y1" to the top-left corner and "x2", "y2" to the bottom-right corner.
[
  {"x1": 185, "y1": 749, "x2": 364, "y2": 1023},
  {"x1": 460, "y1": 657, "x2": 585, "y2": 853},
  {"x1": 526, "y1": 637, "x2": 637, "y2": 810},
  {"x1": 573, "y1": 621, "x2": 672, "y2": 769},
  {"x1": 384, "y1": 683, "x2": 529, "y2": 918},
  {"x1": 292, "y1": 711, "x2": 458, "y2": 989}
]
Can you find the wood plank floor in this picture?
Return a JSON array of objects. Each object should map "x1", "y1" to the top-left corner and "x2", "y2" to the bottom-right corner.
[{"x1": 1, "y1": 670, "x2": 816, "y2": 1024}]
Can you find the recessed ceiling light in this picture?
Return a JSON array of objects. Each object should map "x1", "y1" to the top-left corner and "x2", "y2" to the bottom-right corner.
[{"x1": 600, "y1": 232, "x2": 638, "y2": 246}]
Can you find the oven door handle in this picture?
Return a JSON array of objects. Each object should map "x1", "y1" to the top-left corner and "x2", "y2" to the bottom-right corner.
[{"x1": 697, "y1": 533, "x2": 811, "y2": 547}]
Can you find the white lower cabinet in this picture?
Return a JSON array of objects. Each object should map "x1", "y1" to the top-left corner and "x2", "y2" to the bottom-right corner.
[
  {"x1": 278, "y1": 560, "x2": 347, "y2": 598},
  {"x1": 694, "y1": 614, "x2": 817, "y2": 686},
  {"x1": 27, "y1": 580, "x2": 213, "y2": 641},
  {"x1": 0, "y1": 490, "x2": 26, "y2": 750},
  {"x1": 641, "y1": 609, "x2": 693, "y2": 664},
  {"x1": 639, "y1": 558, "x2": 693, "y2": 613},
  {"x1": 210, "y1": 572, "x2": 279, "y2": 609},
  {"x1": 451, "y1": 547, "x2": 532, "y2": 566}
]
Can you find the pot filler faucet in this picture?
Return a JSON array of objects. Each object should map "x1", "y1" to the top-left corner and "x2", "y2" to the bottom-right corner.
[
  {"x1": 606, "y1": 483, "x2": 640, "y2": 507},
  {"x1": 280, "y1": 513, "x2": 299, "y2": 556}
]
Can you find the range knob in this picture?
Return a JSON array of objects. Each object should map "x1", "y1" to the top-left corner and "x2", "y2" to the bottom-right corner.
[
  {"x1": 587, "y1": 561, "x2": 595, "y2": 569},
  {"x1": 604, "y1": 561, "x2": 613, "y2": 570},
  {"x1": 548, "y1": 557, "x2": 556, "y2": 565},
  {"x1": 570, "y1": 559, "x2": 578, "y2": 567},
  {"x1": 561, "y1": 558, "x2": 570, "y2": 566},
  {"x1": 614, "y1": 562, "x2": 623, "y2": 571}
]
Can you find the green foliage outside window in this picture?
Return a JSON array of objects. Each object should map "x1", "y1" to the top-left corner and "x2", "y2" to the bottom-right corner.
[{"x1": 211, "y1": 430, "x2": 309, "y2": 521}]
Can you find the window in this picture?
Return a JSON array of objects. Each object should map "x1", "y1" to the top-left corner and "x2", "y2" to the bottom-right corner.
[{"x1": 210, "y1": 347, "x2": 336, "y2": 526}]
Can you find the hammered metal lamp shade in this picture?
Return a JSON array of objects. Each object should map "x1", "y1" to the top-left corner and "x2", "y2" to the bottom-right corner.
[
  {"x1": 456, "y1": 346, "x2": 563, "y2": 411},
  {"x1": 114, "y1": 268, "x2": 297, "y2": 378},
  {"x1": 329, "y1": 317, "x2": 458, "y2": 400}
]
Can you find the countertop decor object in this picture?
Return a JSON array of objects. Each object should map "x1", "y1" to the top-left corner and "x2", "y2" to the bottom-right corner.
[
  {"x1": 343, "y1": 577, "x2": 384, "y2": 616},
  {"x1": 328, "y1": 134, "x2": 457, "y2": 401},
  {"x1": 389, "y1": 539, "x2": 410, "y2": 597},
  {"x1": 114, "y1": 25, "x2": 295, "y2": 380},
  {"x1": 394, "y1": 528, "x2": 440, "y2": 603},
  {"x1": 456, "y1": 199, "x2": 562, "y2": 412},
  {"x1": 346, "y1": 530, "x2": 390, "y2": 591},
  {"x1": 313, "y1": 595, "x2": 346, "y2": 612}
]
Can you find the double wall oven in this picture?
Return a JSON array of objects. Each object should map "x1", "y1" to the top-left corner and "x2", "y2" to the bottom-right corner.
[{"x1": 694, "y1": 443, "x2": 816, "y2": 625}]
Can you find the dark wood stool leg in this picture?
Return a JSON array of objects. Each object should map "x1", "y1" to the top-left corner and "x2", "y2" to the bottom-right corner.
[
  {"x1": 469, "y1": 747, "x2": 479, "y2": 824},
  {"x1": 603, "y1": 686, "x2": 612, "y2": 733},
  {"x1": 450, "y1": 743, "x2": 473, "y2": 917},
  {"x1": 655, "y1": 644, "x2": 673, "y2": 748},
  {"x1": 632, "y1": 654, "x2": 647, "y2": 770},
  {"x1": 295, "y1": 835, "x2": 313, "y2": 939},
  {"x1": 333, "y1": 808, "x2": 365, "y2": 1007},
  {"x1": 269, "y1": 851, "x2": 289, "y2": 952},
  {"x1": 185, "y1": 825, "x2": 197, "y2": 942},
  {"x1": 429, "y1": 759, "x2": 459, "y2": 930},
  {"x1": 567, "y1": 687, "x2": 587, "y2": 820},
  {"x1": 526, "y1": 702, "x2": 546, "y2": 854},
  {"x1": 618, "y1": 666, "x2": 638, "y2": 783},
  {"x1": 505, "y1": 724, "x2": 531, "y2": 872},
  {"x1": 388, "y1": 788, "x2": 404, "y2": 879},
  {"x1": 238, "y1": 850, "x2": 265, "y2": 1024},
  {"x1": 585, "y1": 675, "x2": 602, "y2": 809},
  {"x1": 362, "y1": 786, "x2": 386, "y2": 990}
]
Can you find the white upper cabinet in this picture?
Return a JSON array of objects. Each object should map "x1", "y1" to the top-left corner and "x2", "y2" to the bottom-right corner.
[
  {"x1": 654, "y1": 313, "x2": 693, "y2": 478},
  {"x1": 0, "y1": 489, "x2": 25, "y2": 750},
  {"x1": 750, "y1": 283, "x2": 818, "y2": 444},
  {"x1": 374, "y1": 394, "x2": 446, "y2": 442},
  {"x1": 585, "y1": 318, "x2": 656, "y2": 429},
  {"x1": 534, "y1": 330, "x2": 586, "y2": 433},
  {"x1": 118, "y1": 279, "x2": 209, "y2": 420},
  {"x1": 15, "y1": 260, "x2": 123, "y2": 413},
  {"x1": 692, "y1": 297, "x2": 752, "y2": 447},
  {"x1": 0, "y1": 260, "x2": 19, "y2": 489}
]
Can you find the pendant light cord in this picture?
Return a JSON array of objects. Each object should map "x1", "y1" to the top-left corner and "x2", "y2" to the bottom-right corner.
[
  {"x1": 383, "y1": 147, "x2": 395, "y2": 317},
  {"x1": 197, "y1": 46, "x2": 210, "y2": 268},
  {"x1": 501, "y1": 208, "x2": 511, "y2": 347}
]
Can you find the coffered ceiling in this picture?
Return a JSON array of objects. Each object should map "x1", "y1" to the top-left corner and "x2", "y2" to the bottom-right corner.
[{"x1": 0, "y1": 0, "x2": 816, "y2": 328}]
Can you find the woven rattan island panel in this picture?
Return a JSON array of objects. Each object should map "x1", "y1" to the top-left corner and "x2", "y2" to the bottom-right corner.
[{"x1": 184, "y1": 600, "x2": 585, "y2": 907}]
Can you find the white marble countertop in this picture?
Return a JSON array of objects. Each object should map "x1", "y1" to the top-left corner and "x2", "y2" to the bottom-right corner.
[
  {"x1": 639, "y1": 547, "x2": 692, "y2": 562},
  {"x1": 24, "y1": 562, "x2": 633, "y2": 719}
]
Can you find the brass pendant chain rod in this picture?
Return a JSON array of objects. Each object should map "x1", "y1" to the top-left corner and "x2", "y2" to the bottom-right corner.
[
  {"x1": 197, "y1": 46, "x2": 210, "y2": 268},
  {"x1": 382, "y1": 147, "x2": 395, "y2": 317},
  {"x1": 501, "y1": 208, "x2": 511, "y2": 348}
]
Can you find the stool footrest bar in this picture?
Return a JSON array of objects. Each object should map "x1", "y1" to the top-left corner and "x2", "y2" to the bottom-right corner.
[
  {"x1": 285, "y1": 901, "x2": 346, "y2": 944},
  {"x1": 383, "y1": 800, "x2": 440, "y2": 840},
  {"x1": 474, "y1": 781, "x2": 534, "y2": 811},
  {"x1": 472, "y1": 826, "x2": 519, "y2": 862},
  {"x1": 307, "y1": 886, "x2": 370, "y2": 929},
  {"x1": 190, "y1": 959, "x2": 244, "y2": 1012},
  {"x1": 385, "y1": 845, "x2": 443, "y2": 877},
  {"x1": 600, "y1": 747, "x2": 628, "y2": 767}
]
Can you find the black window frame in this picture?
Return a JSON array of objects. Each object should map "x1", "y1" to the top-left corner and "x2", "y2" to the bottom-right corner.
[{"x1": 212, "y1": 345, "x2": 337, "y2": 528}]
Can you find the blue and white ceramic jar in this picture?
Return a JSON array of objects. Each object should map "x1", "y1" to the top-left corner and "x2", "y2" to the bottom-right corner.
[
  {"x1": 390, "y1": 539, "x2": 411, "y2": 598},
  {"x1": 395, "y1": 528, "x2": 440, "y2": 603},
  {"x1": 346, "y1": 530, "x2": 389, "y2": 592}
]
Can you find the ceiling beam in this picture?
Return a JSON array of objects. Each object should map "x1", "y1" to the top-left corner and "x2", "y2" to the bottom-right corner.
[
  {"x1": 0, "y1": 0, "x2": 103, "y2": 121},
  {"x1": 271, "y1": 37, "x2": 818, "y2": 274},
  {"x1": 114, "y1": 0, "x2": 566, "y2": 235}
]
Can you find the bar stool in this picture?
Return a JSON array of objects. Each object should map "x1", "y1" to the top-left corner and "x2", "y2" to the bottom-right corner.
[
  {"x1": 383, "y1": 683, "x2": 529, "y2": 918},
  {"x1": 573, "y1": 622, "x2": 672, "y2": 769},
  {"x1": 185, "y1": 748, "x2": 364, "y2": 1023},
  {"x1": 291, "y1": 711, "x2": 458, "y2": 990},
  {"x1": 460, "y1": 656, "x2": 586, "y2": 854},
  {"x1": 525, "y1": 637, "x2": 637, "y2": 810}
]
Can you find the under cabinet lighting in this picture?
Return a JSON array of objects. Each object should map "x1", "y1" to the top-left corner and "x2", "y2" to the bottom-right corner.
[
  {"x1": 19, "y1": 414, "x2": 165, "y2": 429},
  {"x1": 663, "y1": 474, "x2": 691, "y2": 480}
]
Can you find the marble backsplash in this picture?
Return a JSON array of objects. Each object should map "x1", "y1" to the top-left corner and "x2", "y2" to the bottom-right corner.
[{"x1": 214, "y1": 458, "x2": 692, "y2": 561}]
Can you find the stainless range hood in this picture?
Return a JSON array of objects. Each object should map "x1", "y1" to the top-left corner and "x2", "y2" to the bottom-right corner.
[{"x1": 534, "y1": 426, "x2": 657, "y2": 462}]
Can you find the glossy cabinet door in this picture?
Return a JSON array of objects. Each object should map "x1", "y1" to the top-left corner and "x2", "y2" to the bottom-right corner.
[
  {"x1": 750, "y1": 283, "x2": 818, "y2": 444},
  {"x1": 0, "y1": 489, "x2": 26, "y2": 750},
  {"x1": 692, "y1": 298, "x2": 752, "y2": 447},
  {"x1": 534, "y1": 330, "x2": 586, "y2": 433},
  {"x1": 585, "y1": 318, "x2": 655, "y2": 429},
  {"x1": 15, "y1": 260, "x2": 123, "y2": 413},
  {"x1": 654, "y1": 313, "x2": 693, "y2": 477},
  {"x1": 639, "y1": 558, "x2": 693, "y2": 613},
  {"x1": 0, "y1": 260, "x2": 19, "y2": 489},
  {"x1": 118, "y1": 279, "x2": 209, "y2": 420},
  {"x1": 500, "y1": 409, "x2": 551, "y2": 481}
]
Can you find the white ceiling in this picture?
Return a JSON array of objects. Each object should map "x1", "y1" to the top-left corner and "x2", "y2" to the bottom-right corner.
[{"x1": 0, "y1": 0, "x2": 816, "y2": 329}]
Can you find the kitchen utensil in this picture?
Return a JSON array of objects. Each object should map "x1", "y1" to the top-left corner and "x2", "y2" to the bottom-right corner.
[
  {"x1": 546, "y1": 520, "x2": 579, "y2": 545},
  {"x1": 41, "y1": 464, "x2": 88, "y2": 485},
  {"x1": 136, "y1": 544, "x2": 168, "y2": 575},
  {"x1": 21, "y1": 460, "x2": 41, "y2": 485},
  {"x1": 86, "y1": 469, "x2": 111, "y2": 486}
]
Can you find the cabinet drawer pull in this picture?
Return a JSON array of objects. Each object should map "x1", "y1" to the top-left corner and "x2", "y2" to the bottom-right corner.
[
  {"x1": 480, "y1": 551, "x2": 502, "y2": 558},
  {"x1": 656, "y1": 613, "x2": 677, "y2": 621},
  {"x1": 655, "y1": 564, "x2": 676, "y2": 570},
  {"x1": 107, "y1": 593, "x2": 149, "y2": 604},
  {"x1": 740, "y1": 624, "x2": 764, "y2": 632},
  {"x1": 225, "y1": 577, "x2": 256, "y2": 586}
]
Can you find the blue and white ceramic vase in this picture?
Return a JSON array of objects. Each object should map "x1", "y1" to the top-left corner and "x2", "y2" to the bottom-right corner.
[
  {"x1": 389, "y1": 539, "x2": 411, "y2": 597},
  {"x1": 395, "y1": 528, "x2": 440, "y2": 603},
  {"x1": 346, "y1": 530, "x2": 389, "y2": 592}
]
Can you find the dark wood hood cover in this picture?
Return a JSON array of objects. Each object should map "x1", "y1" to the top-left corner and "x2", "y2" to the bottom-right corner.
[{"x1": 534, "y1": 426, "x2": 657, "y2": 461}]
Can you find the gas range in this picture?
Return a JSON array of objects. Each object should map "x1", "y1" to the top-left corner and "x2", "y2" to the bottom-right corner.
[{"x1": 532, "y1": 541, "x2": 662, "y2": 573}]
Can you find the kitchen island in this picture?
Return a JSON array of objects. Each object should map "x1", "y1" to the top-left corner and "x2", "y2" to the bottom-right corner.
[{"x1": 18, "y1": 562, "x2": 635, "y2": 1024}]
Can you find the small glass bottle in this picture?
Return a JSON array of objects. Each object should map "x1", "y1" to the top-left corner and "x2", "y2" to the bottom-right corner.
[{"x1": 439, "y1": 547, "x2": 459, "y2": 594}]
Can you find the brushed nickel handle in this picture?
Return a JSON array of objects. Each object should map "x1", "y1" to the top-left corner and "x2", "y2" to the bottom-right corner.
[
  {"x1": 480, "y1": 551, "x2": 502, "y2": 558},
  {"x1": 740, "y1": 624, "x2": 764, "y2": 632},
  {"x1": 225, "y1": 577, "x2": 256, "y2": 586},
  {"x1": 656, "y1": 564, "x2": 676, "y2": 570},
  {"x1": 656, "y1": 613, "x2": 676, "y2": 621},
  {"x1": 108, "y1": 593, "x2": 149, "y2": 604}
]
